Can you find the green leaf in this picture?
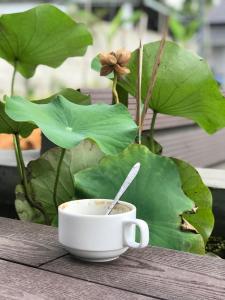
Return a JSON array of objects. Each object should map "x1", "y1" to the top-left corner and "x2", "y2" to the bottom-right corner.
[
  {"x1": 15, "y1": 184, "x2": 45, "y2": 224},
  {"x1": 35, "y1": 88, "x2": 91, "y2": 105},
  {"x1": 174, "y1": 159, "x2": 214, "y2": 244},
  {"x1": 0, "y1": 89, "x2": 89, "y2": 136},
  {"x1": 5, "y1": 95, "x2": 137, "y2": 153},
  {"x1": 92, "y1": 41, "x2": 225, "y2": 134},
  {"x1": 141, "y1": 132, "x2": 162, "y2": 154},
  {"x1": 169, "y1": 17, "x2": 201, "y2": 42},
  {"x1": 15, "y1": 140, "x2": 104, "y2": 224},
  {"x1": 74, "y1": 144, "x2": 205, "y2": 254},
  {"x1": 169, "y1": 17, "x2": 186, "y2": 41},
  {"x1": 116, "y1": 85, "x2": 128, "y2": 107},
  {"x1": 0, "y1": 100, "x2": 35, "y2": 137},
  {"x1": 0, "y1": 4, "x2": 92, "y2": 78},
  {"x1": 51, "y1": 216, "x2": 58, "y2": 227},
  {"x1": 127, "y1": 41, "x2": 225, "y2": 134}
]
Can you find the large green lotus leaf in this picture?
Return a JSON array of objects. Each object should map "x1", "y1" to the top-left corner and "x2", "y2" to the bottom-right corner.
[
  {"x1": 5, "y1": 95, "x2": 137, "y2": 153},
  {"x1": 0, "y1": 101, "x2": 35, "y2": 137},
  {"x1": 34, "y1": 88, "x2": 91, "y2": 105},
  {"x1": 0, "y1": 4, "x2": 92, "y2": 78},
  {"x1": 174, "y1": 159, "x2": 214, "y2": 244},
  {"x1": 0, "y1": 89, "x2": 90, "y2": 136},
  {"x1": 74, "y1": 144, "x2": 205, "y2": 254},
  {"x1": 92, "y1": 41, "x2": 225, "y2": 134},
  {"x1": 15, "y1": 140, "x2": 104, "y2": 224}
]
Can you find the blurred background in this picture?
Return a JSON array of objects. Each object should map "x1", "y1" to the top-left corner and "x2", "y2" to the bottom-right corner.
[
  {"x1": 0, "y1": 0, "x2": 223, "y2": 95},
  {"x1": 1, "y1": 0, "x2": 225, "y2": 169}
]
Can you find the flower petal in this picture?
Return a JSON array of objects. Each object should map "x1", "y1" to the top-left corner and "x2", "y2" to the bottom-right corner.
[
  {"x1": 99, "y1": 53, "x2": 117, "y2": 66},
  {"x1": 100, "y1": 65, "x2": 114, "y2": 76},
  {"x1": 116, "y1": 49, "x2": 131, "y2": 66},
  {"x1": 114, "y1": 64, "x2": 130, "y2": 76}
]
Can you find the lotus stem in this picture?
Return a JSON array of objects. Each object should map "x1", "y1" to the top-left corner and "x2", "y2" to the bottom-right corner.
[
  {"x1": 112, "y1": 72, "x2": 119, "y2": 104},
  {"x1": 136, "y1": 40, "x2": 143, "y2": 144},
  {"x1": 14, "y1": 133, "x2": 29, "y2": 195},
  {"x1": 11, "y1": 64, "x2": 26, "y2": 184},
  {"x1": 14, "y1": 133, "x2": 48, "y2": 221},
  {"x1": 13, "y1": 135, "x2": 23, "y2": 181},
  {"x1": 10, "y1": 65, "x2": 17, "y2": 97},
  {"x1": 11, "y1": 65, "x2": 49, "y2": 224},
  {"x1": 53, "y1": 148, "x2": 66, "y2": 212},
  {"x1": 11, "y1": 64, "x2": 28, "y2": 191},
  {"x1": 149, "y1": 111, "x2": 157, "y2": 153}
]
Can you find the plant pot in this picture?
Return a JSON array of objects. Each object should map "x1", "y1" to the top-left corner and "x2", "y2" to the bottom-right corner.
[
  {"x1": 41, "y1": 133, "x2": 55, "y2": 154},
  {"x1": 209, "y1": 188, "x2": 225, "y2": 238},
  {"x1": 0, "y1": 149, "x2": 40, "y2": 218},
  {"x1": 197, "y1": 168, "x2": 225, "y2": 238}
]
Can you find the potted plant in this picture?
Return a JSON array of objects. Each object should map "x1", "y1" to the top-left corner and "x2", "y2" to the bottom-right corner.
[{"x1": 2, "y1": 4, "x2": 225, "y2": 255}]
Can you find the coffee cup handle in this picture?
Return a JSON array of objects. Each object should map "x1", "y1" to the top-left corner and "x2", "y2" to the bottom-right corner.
[{"x1": 124, "y1": 219, "x2": 149, "y2": 248}]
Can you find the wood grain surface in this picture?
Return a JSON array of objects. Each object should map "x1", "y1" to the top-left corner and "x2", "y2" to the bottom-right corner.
[
  {"x1": 0, "y1": 217, "x2": 66, "y2": 266},
  {"x1": 0, "y1": 259, "x2": 150, "y2": 300},
  {"x1": 127, "y1": 247, "x2": 225, "y2": 279},
  {"x1": 1, "y1": 217, "x2": 225, "y2": 299},
  {"x1": 41, "y1": 252, "x2": 225, "y2": 300}
]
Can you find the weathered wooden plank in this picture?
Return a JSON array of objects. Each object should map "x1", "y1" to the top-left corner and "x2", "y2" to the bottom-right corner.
[
  {"x1": 157, "y1": 127, "x2": 225, "y2": 167},
  {"x1": 0, "y1": 259, "x2": 149, "y2": 300},
  {"x1": 1, "y1": 218, "x2": 225, "y2": 299},
  {"x1": 127, "y1": 247, "x2": 225, "y2": 279},
  {"x1": 0, "y1": 217, "x2": 66, "y2": 266},
  {"x1": 41, "y1": 251, "x2": 225, "y2": 300}
]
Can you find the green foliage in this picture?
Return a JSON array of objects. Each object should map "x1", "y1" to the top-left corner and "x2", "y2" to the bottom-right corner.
[
  {"x1": 74, "y1": 144, "x2": 205, "y2": 254},
  {"x1": 92, "y1": 41, "x2": 225, "y2": 134},
  {"x1": 15, "y1": 184, "x2": 45, "y2": 224},
  {"x1": 169, "y1": 16, "x2": 200, "y2": 42},
  {"x1": 0, "y1": 4, "x2": 92, "y2": 78},
  {"x1": 174, "y1": 159, "x2": 214, "y2": 244},
  {"x1": 0, "y1": 100, "x2": 36, "y2": 137},
  {"x1": 116, "y1": 85, "x2": 128, "y2": 106},
  {"x1": 34, "y1": 88, "x2": 91, "y2": 105},
  {"x1": 1, "y1": 4, "x2": 216, "y2": 255},
  {"x1": 15, "y1": 141, "x2": 104, "y2": 225},
  {"x1": 0, "y1": 89, "x2": 90, "y2": 136},
  {"x1": 141, "y1": 132, "x2": 162, "y2": 154},
  {"x1": 5, "y1": 95, "x2": 137, "y2": 153}
]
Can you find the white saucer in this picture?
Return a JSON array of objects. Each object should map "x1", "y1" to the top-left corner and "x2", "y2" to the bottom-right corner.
[{"x1": 64, "y1": 246, "x2": 128, "y2": 262}]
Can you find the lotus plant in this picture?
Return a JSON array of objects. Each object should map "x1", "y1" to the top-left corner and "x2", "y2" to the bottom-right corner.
[{"x1": 1, "y1": 4, "x2": 225, "y2": 254}]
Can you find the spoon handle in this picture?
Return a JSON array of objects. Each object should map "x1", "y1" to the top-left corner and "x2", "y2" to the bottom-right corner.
[{"x1": 105, "y1": 162, "x2": 141, "y2": 215}]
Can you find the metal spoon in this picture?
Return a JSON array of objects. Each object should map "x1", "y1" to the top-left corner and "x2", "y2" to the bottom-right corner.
[{"x1": 105, "y1": 162, "x2": 141, "y2": 215}]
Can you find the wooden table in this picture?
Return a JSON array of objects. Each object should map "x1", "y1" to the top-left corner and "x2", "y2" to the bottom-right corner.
[{"x1": 1, "y1": 217, "x2": 225, "y2": 299}]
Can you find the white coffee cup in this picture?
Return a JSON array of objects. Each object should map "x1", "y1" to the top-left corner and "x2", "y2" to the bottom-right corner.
[{"x1": 58, "y1": 199, "x2": 149, "y2": 262}]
